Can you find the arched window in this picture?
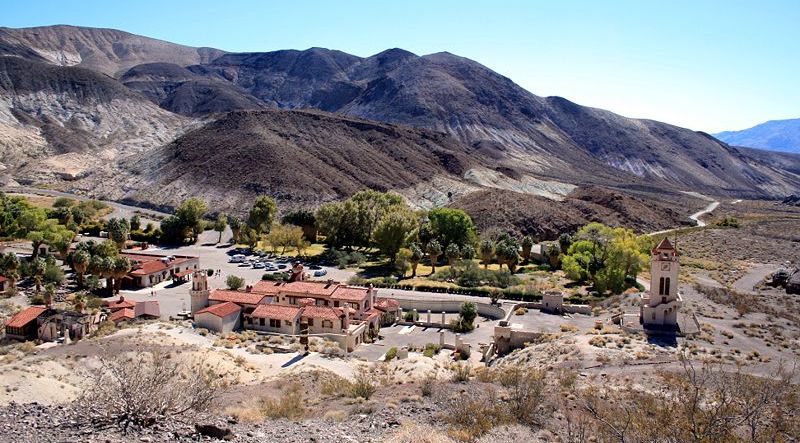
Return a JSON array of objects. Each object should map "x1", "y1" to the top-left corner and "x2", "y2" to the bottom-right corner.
[
  {"x1": 664, "y1": 278, "x2": 671, "y2": 295},
  {"x1": 659, "y1": 277, "x2": 665, "y2": 295}
]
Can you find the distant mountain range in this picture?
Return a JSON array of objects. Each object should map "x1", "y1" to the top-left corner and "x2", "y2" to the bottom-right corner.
[
  {"x1": 0, "y1": 24, "x2": 798, "y2": 218},
  {"x1": 714, "y1": 118, "x2": 800, "y2": 154}
]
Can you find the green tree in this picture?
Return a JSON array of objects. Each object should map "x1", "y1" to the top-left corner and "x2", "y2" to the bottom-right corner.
[
  {"x1": 281, "y1": 209, "x2": 317, "y2": 242},
  {"x1": 425, "y1": 208, "x2": 477, "y2": 250},
  {"x1": 521, "y1": 236, "x2": 534, "y2": 262},
  {"x1": 129, "y1": 215, "x2": 141, "y2": 231},
  {"x1": 558, "y1": 233, "x2": 573, "y2": 254},
  {"x1": 445, "y1": 243, "x2": 461, "y2": 267},
  {"x1": 0, "y1": 252, "x2": 20, "y2": 288},
  {"x1": 248, "y1": 196, "x2": 277, "y2": 235},
  {"x1": 479, "y1": 239, "x2": 494, "y2": 269},
  {"x1": 461, "y1": 244, "x2": 476, "y2": 260},
  {"x1": 395, "y1": 248, "x2": 412, "y2": 277},
  {"x1": 426, "y1": 240, "x2": 442, "y2": 274},
  {"x1": 226, "y1": 275, "x2": 245, "y2": 290},
  {"x1": 545, "y1": 243, "x2": 562, "y2": 269},
  {"x1": 106, "y1": 218, "x2": 130, "y2": 250},
  {"x1": 214, "y1": 213, "x2": 228, "y2": 244},
  {"x1": 159, "y1": 215, "x2": 188, "y2": 245},
  {"x1": 72, "y1": 250, "x2": 90, "y2": 287},
  {"x1": 350, "y1": 190, "x2": 404, "y2": 244},
  {"x1": 409, "y1": 243, "x2": 424, "y2": 277},
  {"x1": 496, "y1": 242, "x2": 520, "y2": 273},
  {"x1": 373, "y1": 209, "x2": 419, "y2": 263},
  {"x1": 176, "y1": 198, "x2": 208, "y2": 243},
  {"x1": 227, "y1": 216, "x2": 243, "y2": 244},
  {"x1": 111, "y1": 256, "x2": 132, "y2": 294},
  {"x1": 31, "y1": 257, "x2": 46, "y2": 292},
  {"x1": 316, "y1": 200, "x2": 361, "y2": 249}
]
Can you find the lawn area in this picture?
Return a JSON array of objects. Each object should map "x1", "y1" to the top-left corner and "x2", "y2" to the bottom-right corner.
[
  {"x1": 8, "y1": 193, "x2": 57, "y2": 209},
  {"x1": 250, "y1": 241, "x2": 328, "y2": 258}
]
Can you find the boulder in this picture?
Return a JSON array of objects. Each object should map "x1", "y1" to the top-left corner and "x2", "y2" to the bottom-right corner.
[
  {"x1": 194, "y1": 423, "x2": 234, "y2": 440},
  {"x1": 787, "y1": 270, "x2": 800, "y2": 295}
]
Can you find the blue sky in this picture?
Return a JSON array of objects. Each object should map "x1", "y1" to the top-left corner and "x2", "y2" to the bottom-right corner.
[{"x1": 3, "y1": 0, "x2": 798, "y2": 132}]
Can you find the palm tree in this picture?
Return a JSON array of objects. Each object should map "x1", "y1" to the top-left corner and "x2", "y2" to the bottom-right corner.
[
  {"x1": 426, "y1": 240, "x2": 442, "y2": 274},
  {"x1": 112, "y1": 257, "x2": 132, "y2": 294},
  {"x1": 479, "y1": 240, "x2": 494, "y2": 269},
  {"x1": 409, "y1": 244, "x2": 424, "y2": 278},
  {"x1": 521, "y1": 236, "x2": 534, "y2": 263},
  {"x1": 1, "y1": 253, "x2": 20, "y2": 288},
  {"x1": 72, "y1": 250, "x2": 90, "y2": 288},
  {"x1": 445, "y1": 243, "x2": 461, "y2": 267},
  {"x1": 72, "y1": 292, "x2": 87, "y2": 313},
  {"x1": 43, "y1": 283, "x2": 56, "y2": 306},
  {"x1": 214, "y1": 213, "x2": 228, "y2": 244},
  {"x1": 31, "y1": 257, "x2": 46, "y2": 293},
  {"x1": 98, "y1": 257, "x2": 116, "y2": 296}
]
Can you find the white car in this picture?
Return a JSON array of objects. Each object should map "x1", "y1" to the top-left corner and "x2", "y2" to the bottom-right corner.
[{"x1": 313, "y1": 269, "x2": 328, "y2": 277}]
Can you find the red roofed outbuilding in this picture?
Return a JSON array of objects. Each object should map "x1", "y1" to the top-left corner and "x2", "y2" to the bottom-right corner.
[
  {"x1": 194, "y1": 301, "x2": 241, "y2": 334},
  {"x1": 4, "y1": 306, "x2": 48, "y2": 340}
]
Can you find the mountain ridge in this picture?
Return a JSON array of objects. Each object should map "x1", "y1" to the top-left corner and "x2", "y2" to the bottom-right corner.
[{"x1": 715, "y1": 118, "x2": 800, "y2": 154}]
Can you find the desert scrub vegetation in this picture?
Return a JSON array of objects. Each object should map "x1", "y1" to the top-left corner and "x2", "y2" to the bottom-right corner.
[
  {"x1": 320, "y1": 368, "x2": 378, "y2": 400},
  {"x1": 80, "y1": 350, "x2": 226, "y2": 429}
]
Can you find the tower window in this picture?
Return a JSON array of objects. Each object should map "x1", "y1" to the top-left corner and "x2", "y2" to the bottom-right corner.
[
  {"x1": 659, "y1": 277, "x2": 665, "y2": 295},
  {"x1": 665, "y1": 278, "x2": 671, "y2": 295}
]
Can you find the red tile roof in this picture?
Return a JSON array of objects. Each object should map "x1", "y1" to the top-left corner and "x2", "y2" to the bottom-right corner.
[
  {"x1": 122, "y1": 253, "x2": 195, "y2": 276},
  {"x1": 105, "y1": 297, "x2": 136, "y2": 310},
  {"x1": 652, "y1": 237, "x2": 679, "y2": 254},
  {"x1": 208, "y1": 289, "x2": 267, "y2": 306},
  {"x1": 6, "y1": 306, "x2": 47, "y2": 328},
  {"x1": 252, "y1": 280, "x2": 339, "y2": 297},
  {"x1": 129, "y1": 260, "x2": 170, "y2": 276},
  {"x1": 301, "y1": 306, "x2": 344, "y2": 322},
  {"x1": 374, "y1": 298, "x2": 400, "y2": 311},
  {"x1": 109, "y1": 308, "x2": 135, "y2": 322},
  {"x1": 331, "y1": 286, "x2": 370, "y2": 302},
  {"x1": 196, "y1": 302, "x2": 241, "y2": 318},
  {"x1": 251, "y1": 304, "x2": 302, "y2": 321}
]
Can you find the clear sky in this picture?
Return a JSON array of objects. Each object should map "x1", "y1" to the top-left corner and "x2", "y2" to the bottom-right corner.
[{"x1": 3, "y1": 0, "x2": 798, "y2": 132}]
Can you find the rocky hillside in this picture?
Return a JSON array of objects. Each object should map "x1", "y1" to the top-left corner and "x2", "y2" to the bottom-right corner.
[
  {"x1": 0, "y1": 25, "x2": 225, "y2": 77},
  {"x1": 715, "y1": 118, "x2": 800, "y2": 154},
  {"x1": 134, "y1": 46, "x2": 800, "y2": 197},
  {"x1": 450, "y1": 186, "x2": 701, "y2": 238},
  {"x1": 0, "y1": 56, "x2": 189, "y2": 183},
  {"x1": 0, "y1": 25, "x2": 798, "y2": 211},
  {"x1": 102, "y1": 109, "x2": 495, "y2": 212}
]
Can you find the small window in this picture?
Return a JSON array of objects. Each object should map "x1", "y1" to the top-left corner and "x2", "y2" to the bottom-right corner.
[
  {"x1": 334, "y1": 301, "x2": 339, "y2": 307},
  {"x1": 308, "y1": 318, "x2": 314, "y2": 326},
  {"x1": 284, "y1": 320, "x2": 291, "y2": 326},
  {"x1": 269, "y1": 319, "x2": 279, "y2": 328},
  {"x1": 260, "y1": 318, "x2": 265, "y2": 326}
]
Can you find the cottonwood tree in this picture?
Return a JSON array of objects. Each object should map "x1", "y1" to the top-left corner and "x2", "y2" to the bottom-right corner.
[
  {"x1": 247, "y1": 195, "x2": 277, "y2": 235},
  {"x1": 176, "y1": 198, "x2": 208, "y2": 243},
  {"x1": 373, "y1": 209, "x2": 419, "y2": 263}
]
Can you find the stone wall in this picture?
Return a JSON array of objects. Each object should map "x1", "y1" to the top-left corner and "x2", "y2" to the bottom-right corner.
[{"x1": 396, "y1": 298, "x2": 506, "y2": 319}]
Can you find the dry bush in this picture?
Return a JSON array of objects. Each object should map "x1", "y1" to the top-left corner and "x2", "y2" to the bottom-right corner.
[
  {"x1": 475, "y1": 424, "x2": 539, "y2": 442},
  {"x1": 578, "y1": 356, "x2": 800, "y2": 442},
  {"x1": 438, "y1": 385, "x2": 508, "y2": 440},
  {"x1": 80, "y1": 350, "x2": 225, "y2": 429},
  {"x1": 494, "y1": 367, "x2": 548, "y2": 426},
  {"x1": 420, "y1": 373, "x2": 437, "y2": 397},
  {"x1": 320, "y1": 368, "x2": 377, "y2": 399},
  {"x1": 384, "y1": 422, "x2": 456, "y2": 443},
  {"x1": 450, "y1": 363, "x2": 471, "y2": 382},
  {"x1": 259, "y1": 383, "x2": 307, "y2": 420}
]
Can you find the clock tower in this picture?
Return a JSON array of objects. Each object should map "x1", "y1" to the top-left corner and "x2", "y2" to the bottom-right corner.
[{"x1": 641, "y1": 237, "x2": 682, "y2": 328}]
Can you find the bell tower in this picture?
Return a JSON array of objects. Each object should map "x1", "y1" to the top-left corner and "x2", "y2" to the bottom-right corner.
[
  {"x1": 641, "y1": 237, "x2": 682, "y2": 328},
  {"x1": 190, "y1": 270, "x2": 210, "y2": 314}
]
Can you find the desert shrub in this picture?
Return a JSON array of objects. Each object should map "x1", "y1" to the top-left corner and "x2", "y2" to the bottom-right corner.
[
  {"x1": 350, "y1": 368, "x2": 377, "y2": 399},
  {"x1": 259, "y1": 383, "x2": 306, "y2": 420},
  {"x1": 384, "y1": 347, "x2": 398, "y2": 362},
  {"x1": 514, "y1": 307, "x2": 528, "y2": 315},
  {"x1": 495, "y1": 366, "x2": 547, "y2": 425},
  {"x1": 404, "y1": 310, "x2": 419, "y2": 322},
  {"x1": 80, "y1": 350, "x2": 224, "y2": 428},
  {"x1": 43, "y1": 263, "x2": 65, "y2": 285},
  {"x1": 420, "y1": 373, "x2": 437, "y2": 397},
  {"x1": 384, "y1": 422, "x2": 456, "y2": 443},
  {"x1": 423, "y1": 343, "x2": 441, "y2": 358},
  {"x1": 438, "y1": 385, "x2": 507, "y2": 439},
  {"x1": 206, "y1": 269, "x2": 214, "y2": 276},
  {"x1": 262, "y1": 272, "x2": 288, "y2": 281},
  {"x1": 451, "y1": 363, "x2": 471, "y2": 382}
]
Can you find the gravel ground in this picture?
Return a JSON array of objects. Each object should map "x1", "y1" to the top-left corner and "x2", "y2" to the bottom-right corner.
[{"x1": 0, "y1": 399, "x2": 438, "y2": 443}]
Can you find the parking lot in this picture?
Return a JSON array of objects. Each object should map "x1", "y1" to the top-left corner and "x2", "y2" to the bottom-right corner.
[{"x1": 118, "y1": 230, "x2": 345, "y2": 318}]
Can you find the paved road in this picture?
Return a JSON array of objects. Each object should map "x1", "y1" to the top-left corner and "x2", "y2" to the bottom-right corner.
[{"x1": 649, "y1": 195, "x2": 720, "y2": 236}]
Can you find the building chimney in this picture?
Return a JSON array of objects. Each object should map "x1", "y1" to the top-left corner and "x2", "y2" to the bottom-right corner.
[
  {"x1": 368, "y1": 284, "x2": 376, "y2": 309},
  {"x1": 342, "y1": 305, "x2": 351, "y2": 330},
  {"x1": 245, "y1": 285, "x2": 252, "y2": 293}
]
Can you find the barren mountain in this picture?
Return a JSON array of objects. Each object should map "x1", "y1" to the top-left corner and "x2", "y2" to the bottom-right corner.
[
  {"x1": 0, "y1": 56, "x2": 189, "y2": 182},
  {"x1": 0, "y1": 25, "x2": 798, "y2": 213},
  {"x1": 106, "y1": 109, "x2": 494, "y2": 212},
  {"x1": 137, "y1": 46, "x2": 800, "y2": 197},
  {"x1": 450, "y1": 186, "x2": 701, "y2": 239},
  {"x1": 0, "y1": 25, "x2": 225, "y2": 77},
  {"x1": 715, "y1": 118, "x2": 800, "y2": 154}
]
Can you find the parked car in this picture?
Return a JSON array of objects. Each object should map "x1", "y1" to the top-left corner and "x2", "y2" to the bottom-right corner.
[
  {"x1": 313, "y1": 269, "x2": 328, "y2": 277},
  {"x1": 229, "y1": 254, "x2": 246, "y2": 263},
  {"x1": 309, "y1": 265, "x2": 322, "y2": 270},
  {"x1": 277, "y1": 264, "x2": 288, "y2": 269},
  {"x1": 253, "y1": 262, "x2": 266, "y2": 269}
]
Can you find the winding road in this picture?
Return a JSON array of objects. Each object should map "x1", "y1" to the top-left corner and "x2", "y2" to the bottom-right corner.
[{"x1": 648, "y1": 195, "x2": 720, "y2": 236}]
